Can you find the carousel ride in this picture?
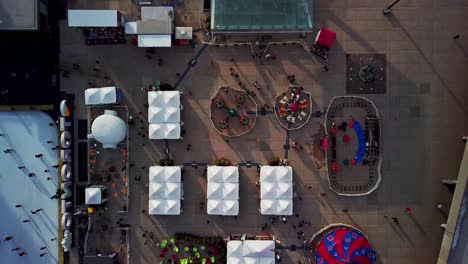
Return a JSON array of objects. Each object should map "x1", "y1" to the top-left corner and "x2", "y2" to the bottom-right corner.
[
  {"x1": 309, "y1": 224, "x2": 376, "y2": 264},
  {"x1": 274, "y1": 85, "x2": 312, "y2": 130},
  {"x1": 210, "y1": 86, "x2": 257, "y2": 137}
]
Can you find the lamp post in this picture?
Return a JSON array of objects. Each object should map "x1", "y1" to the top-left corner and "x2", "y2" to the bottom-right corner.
[{"x1": 383, "y1": 0, "x2": 402, "y2": 15}]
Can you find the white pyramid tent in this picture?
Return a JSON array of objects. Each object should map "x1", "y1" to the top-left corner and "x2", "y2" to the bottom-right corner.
[
  {"x1": 163, "y1": 91, "x2": 180, "y2": 107},
  {"x1": 259, "y1": 166, "x2": 276, "y2": 182},
  {"x1": 149, "y1": 199, "x2": 164, "y2": 214},
  {"x1": 260, "y1": 181, "x2": 276, "y2": 199},
  {"x1": 227, "y1": 240, "x2": 275, "y2": 264},
  {"x1": 222, "y1": 200, "x2": 239, "y2": 215},
  {"x1": 84, "y1": 88, "x2": 100, "y2": 105},
  {"x1": 148, "y1": 91, "x2": 164, "y2": 107},
  {"x1": 207, "y1": 182, "x2": 223, "y2": 200},
  {"x1": 149, "y1": 199, "x2": 181, "y2": 215},
  {"x1": 260, "y1": 199, "x2": 276, "y2": 215},
  {"x1": 165, "y1": 200, "x2": 181, "y2": 215},
  {"x1": 164, "y1": 106, "x2": 180, "y2": 123},
  {"x1": 224, "y1": 166, "x2": 240, "y2": 182},
  {"x1": 164, "y1": 166, "x2": 181, "y2": 182},
  {"x1": 223, "y1": 183, "x2": 239, "y2": 200},
  {"x1": 207, "y1": 199, "x2": 224, "y2": 215},
  {"x1": 149, "y1": 166, "x2": 165, "y2": 183},
  {"x1": 149, "y1": 123, "x2": 164, "y2": 139},
  {"x1": 165, "y1": 123, "x2": 181, "y2": 139},
  {"x1": 148, "y1": 107, "x2": 165, "y2": 123},
  {"x1": 276, "y1": 182, "x2": 293, "y2": 199},
  {"x1": 276, "y1": 200, "x2": 293, "y2": 215},
  {"x1": 101, "y1": 87, "x2": 116, "y2": 103},
  {"x1": 227, "y1": 241, "x2": 243, "y2": 259},
  {"x1": 276, "y1": 166, "x2": 292, "y2": 182},
  {"x1": 207, "y1": 166, "x2": 224, "y2": 182}
]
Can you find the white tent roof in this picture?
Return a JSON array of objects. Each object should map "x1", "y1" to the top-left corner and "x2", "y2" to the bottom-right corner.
[
  {"x1": 260, "y1": 199, "x2": 293, "y2": 215},
  {"x1": 85, "y1": 187, "x2": 102, "y2": 205},
  {"x1": 138, "y1": 34, "x2": 172, "y2": 47},
  {"x1": 149, "y1": 182, "x2": 181, "y2": 200},
  {"x1": 207, "y1": 200, "x2": 239, "y2": 215},
  {"x1": 148, "y1": 106, "x2": 180, "y2": 123},
  {"x1": 260, "y1": 182, "x2": 292, "y2": 199},
  {"x1": 148, "y1": 91, "x2": 180, "y2": 107},
  {"x1": 148, "y1": 123, "x2": 181, "y2": 139},
  {"x1": 90, "y1": 110, "x2": 127, "y2": 148},
  {"x1": 85, "y1": 87, "x2": 117, "y2": 105},
  {"x1": 260, "y1": 166, "x2": 292, "y2": 183},
  {"x1": 227, "y1": 241, "x2": 275, "y2": 264},
  {"x1": 207, "y1": 182, "x2": 239, "y2": 200},
  {"x1": 68, "y1": 10, "x2": 119, "y2": 27},
  {"x1": 149, "y1": 199, "x2": 180, "y2": 215},
  {"x1": 149, "y1": 166, "x2": 181, "y2": 183},
  {"x1": 207, "y1": 166, "x2": 239, "y2": 183}
]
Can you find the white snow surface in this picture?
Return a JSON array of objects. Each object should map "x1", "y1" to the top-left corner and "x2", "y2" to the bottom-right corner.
[{"x1": 0, "y1": 111, "x2": 59, "y2": 264}]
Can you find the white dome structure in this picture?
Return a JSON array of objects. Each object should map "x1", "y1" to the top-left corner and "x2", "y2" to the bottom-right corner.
[{"x1": 90, "y1": 110, "x2": 127, "y2": 148}]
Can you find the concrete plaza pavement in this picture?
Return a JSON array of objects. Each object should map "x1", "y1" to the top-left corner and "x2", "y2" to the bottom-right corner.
[{"x1": 60, "y1": 0, "x2": 468, "y2": 263}]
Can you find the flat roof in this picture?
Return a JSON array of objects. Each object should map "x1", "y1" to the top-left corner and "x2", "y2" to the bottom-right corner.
[
  {"x1": 0, "y1": 0, "x2": 38, "y2": 30},
  {"x1": 68, "y1": 10, "x2": 119, "y2": 27},
  {"x1": 211, "y1": 0, "x2": 312, "y2": 32}
]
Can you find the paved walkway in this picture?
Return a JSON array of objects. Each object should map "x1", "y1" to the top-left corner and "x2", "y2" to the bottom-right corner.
[{"x1": 59, "y1": 0, "x2": 468, "y2": 263}]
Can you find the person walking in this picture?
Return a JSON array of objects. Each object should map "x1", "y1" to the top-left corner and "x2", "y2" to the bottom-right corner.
[
  {"x1": 18, "y1": 166, "x2": 25, "y2": 169},
  {"x1": 18, "y1": 251, "x2": 26, "y2": 256},
  {"x1": 35, "y1": 154, "x2": 43, "y2": 158},
  {"x1": 392, "y1": 217, "x2": 400, "y2": 224},
  {"x1": 40, "y1": 246, "x2": 46, "y2": 250},
  {"x1": 15, "y1": 204, "x2": 22, "y2": 208},
  {"x1": 40, "y1": 252, "x2": 47, "y2": 257},
  {"x1": 405, "y1": 207, "x2": 412, "y2": 214},
  {"x1": 28, "y1": 173, "x2": 35, "y2": 177},
  {"x1": 3, "y1": 236, "x2": 13, "y2": 242},
  {"x1": 342, "y1": 209, "x2": 349, "y2": 213},
  {"x1": 22, "y1": 219, "x2": 30, "y2": 223},
  {"x1": 323, "y1": 65, "x2": 329, "y2": 72},
  {"x1": 11, "y1": 247, "x2": 21, "y2": 251}
]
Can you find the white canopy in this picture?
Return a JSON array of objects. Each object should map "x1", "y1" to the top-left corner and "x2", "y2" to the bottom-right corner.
[
  {"x1": 260, "y1": 166, "x2": 292, "y2": 182},
  {"x1": 138, "y1": 34, "x2": 172, "y2": 47},
  {"x1": 260, "y1": 199, "x2": 293, "y2": 215},
  {"x1": 85, "y1": 87, "x2": 117, "y2": 105},
  {"x1": 148, "y1": 106, "x2": 180, "y2": 123},
  {"x1": 260, "y1": 182, "x2": 292, "y2": 199},
  {"x1": 207, "y1": 166, "x2": 239, "y2": 183},
  {"x1": 68, "y1": 10, "x2": 120, "y2": 27},
  {"x1": 85, "y1": 187, "x2": 102, "y2": 205},
  {"x1": 207, "y1": 200, "x2": 239, "y2": 216},
  {"x1": 149, "y1": 200, "x2": 180, "y2": 215},
  {"x1": 149, "y1": 123, "x2": 181, "y2": 139},
  {"x1": 150, "y1": 183, "x2": 181, "y2": 200},
  {"x1": 148, "y1": 166, "x2": 182, "y2": 215},
  {"x1": 260, "y1": 166, "x2": 293, "y2": 215},
  {"x1": 148, "y1": 91, "x2": 180, "y2": 107},
  {"x1": 149, "y1": 166, "x2": 181, "y2": 183},
  {"x1": 207, "y1": 166, "x2": 239, "y2": 215},
  {"x1": 207, "y1": 182, "x2": 239, "y2": 200},
  {"x1": 227, "y1": 240, "x2": 275, "y2": 264}
]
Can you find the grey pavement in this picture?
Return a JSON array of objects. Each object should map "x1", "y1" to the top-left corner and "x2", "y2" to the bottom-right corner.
[{"x1": 60, "y1": 0, "x2": 468, "y2": 263}]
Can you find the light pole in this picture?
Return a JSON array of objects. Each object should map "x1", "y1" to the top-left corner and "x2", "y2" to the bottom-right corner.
[{"x1": 383, "y1": 0, "x2": 402, "y2": 15}]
